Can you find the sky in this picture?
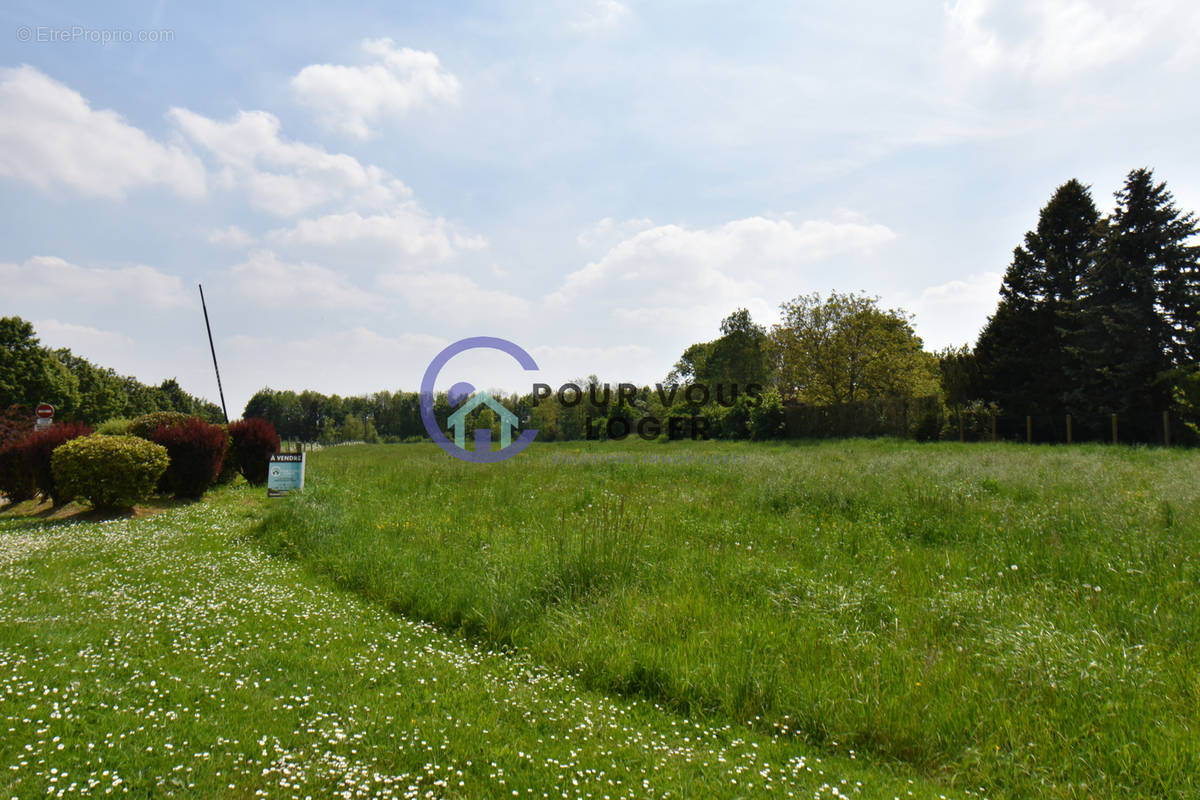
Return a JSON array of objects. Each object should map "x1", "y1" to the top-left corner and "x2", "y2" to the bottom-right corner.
[{"x1": 2, "y1": 0, "x2": 1199, "y2": 416}]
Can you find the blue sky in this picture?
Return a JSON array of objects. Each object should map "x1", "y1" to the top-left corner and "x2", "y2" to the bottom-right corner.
[{"x1": 3, "y1": 0, "x2": 1199, "y2": 415}]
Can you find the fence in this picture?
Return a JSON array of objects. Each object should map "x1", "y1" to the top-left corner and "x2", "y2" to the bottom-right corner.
[{"x1": 948, "y1": 409, "x2": 1193, "y2": 446}]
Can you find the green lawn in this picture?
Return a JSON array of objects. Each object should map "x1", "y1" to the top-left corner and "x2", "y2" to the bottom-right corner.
[
  {"x1": 0, "y1": 479, "x2": 956, "y2": 799},
  {"x1": 253, "y1": 439, "x2": 1200, "y2": 799}
]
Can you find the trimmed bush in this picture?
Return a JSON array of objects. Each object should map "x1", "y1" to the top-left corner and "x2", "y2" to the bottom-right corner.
[
  {"x1": 228, "y1": 418, "x2": 280, "y2": 485},
  {"x1": 149, "y1": 418, "x2": 228, "y2": 498},
  {"x1": 128, "y1": 411, "x2": 192, "y2": 440},
  {"x1": 51, "y1": 435, "x2": 169, "y2": 511},
  {"x1": 95, "y1": 417, "x2": 131, "y2": 436}
]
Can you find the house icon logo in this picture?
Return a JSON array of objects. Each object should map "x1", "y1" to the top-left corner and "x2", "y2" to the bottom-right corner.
[
  {"x1": 446, "y1": 389, "x2": 520, "y2": 450},
  {"x1": 420, "y1": 336, "x2": 540, "y2": 463}
]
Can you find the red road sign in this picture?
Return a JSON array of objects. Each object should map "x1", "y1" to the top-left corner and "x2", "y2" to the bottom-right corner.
[{"x1": 36, "y1": 404, "x2": 54, "y2": 418}]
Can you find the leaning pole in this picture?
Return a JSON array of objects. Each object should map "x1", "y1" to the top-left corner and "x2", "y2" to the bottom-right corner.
[{"x1": 198, "y1": 284, "x2": 230, "y2": 424}]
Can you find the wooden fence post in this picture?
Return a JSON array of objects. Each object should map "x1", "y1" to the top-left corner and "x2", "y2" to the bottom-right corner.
[
  {"x1": 958, "y1": 409, "x2": 965, "y2": 443},
  {"x1": 1066, "y1": 414, "x2": 1072, "y2": 445},
  {"x1": 1164, "y1": 410, "x2": 1171, "y2": 448},
  {"x1": 1111, "y1": 413, "x2": 1118, "y2": 445},
  {"x1": 1026, "y1": 415, "x2": 1032, "y2": 444}
]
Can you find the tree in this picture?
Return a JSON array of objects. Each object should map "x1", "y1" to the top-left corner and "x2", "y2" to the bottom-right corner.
[
  {"x1": 54, "y1": 350, "x2": 125, "y2": 424},
  {"x1": 1069, "y1": 169, "x2": 1198, "y2": 419},
  {"x1": 937, "y1": 345, "x2": 982, "y2": 408},
  {"x1": 975, "y1": 179, "x2": 1102, "y2": 416},
  {"x1": 667, "y1": 309, "x2": 770, "y2": 390},
  {"x1": 0, "y1": 317, "x2": 80, "y2": 417},
  {"x1": 770, "y1": 292, "x2": 935, "y2": 404}
]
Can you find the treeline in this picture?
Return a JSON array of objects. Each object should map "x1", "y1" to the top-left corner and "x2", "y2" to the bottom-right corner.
[
  {"x1": 243, "y1": 170, "x2": 1200, "y2": 446},
  {"x1": 0, "y1": 316, "x2": 224, "y2": 430}
]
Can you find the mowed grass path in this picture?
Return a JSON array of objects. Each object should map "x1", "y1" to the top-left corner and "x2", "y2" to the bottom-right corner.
[
  {"x1": 0, "y1": 486, "x2": 952, "y2": 799},
  {"x1": 255, "y1": 440, "x2": 1200, "y2": 799}
]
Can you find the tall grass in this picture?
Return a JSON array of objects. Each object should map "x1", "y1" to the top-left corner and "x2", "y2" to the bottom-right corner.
[{"x1": 256, "y1": 439, "x2": 1200, "y2": 799}]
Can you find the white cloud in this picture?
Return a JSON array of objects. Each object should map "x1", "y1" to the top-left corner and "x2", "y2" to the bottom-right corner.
[
  {"x1": 569, "y1": 0, "x2": 631, "y2": 32},
  {"x1": 548, "y1": 215, "x2": 897, "y2": 310},
  {"x1": 896, "y1": 271, "x2": 1003, "y2": 350},
  {"x1": 207, "y1": 225, "x2": 255, "y2": 247},
  {"x1": 168, "y1": 108, "x2": 411, "y2": 216},
  {"x1": 0, "y1": 256, "x2": 189, "y2": 309},
  {"x1": 0, "y1": 66, "x2": 206, "y2": 199},
  {"x1": 292, "y1": 38, "x2": 461, "y2": 139},
  {"x1": 229, "y1": 250, "x2": 382, "y2": 310},
  {"x1": 266, "y1": 209, "x2": 485, "y2": 265},
  {"x1": 377, "y1": 270, "x2": 530, "y2": 320},
  {"x1": 32, "y1": 319, "x2": 135, "y2": 354},
  {"x1": 944, "y1": 0, "x2": 1166, "y2": 81}
]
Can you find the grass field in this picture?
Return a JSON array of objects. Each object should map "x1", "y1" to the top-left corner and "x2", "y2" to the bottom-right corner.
[
  {"x1": 252, "y1": 439, "x2": 1200, "y2": 799},
  {"x1": 0, "y1": 474, "x2": 959, "y2": 798}
]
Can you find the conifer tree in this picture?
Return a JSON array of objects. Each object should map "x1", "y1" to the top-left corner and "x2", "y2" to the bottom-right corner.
[{"x1": 976, "y1": 179, "x2": 1101, "y2": 416}]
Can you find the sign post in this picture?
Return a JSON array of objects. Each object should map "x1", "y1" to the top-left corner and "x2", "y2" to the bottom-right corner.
[
  {"x1": 267, "y1": 453, "x2": 305, "y2": 497},
  {"x1": 35, "y1": 403, "x2": 54, "y2": 431}
]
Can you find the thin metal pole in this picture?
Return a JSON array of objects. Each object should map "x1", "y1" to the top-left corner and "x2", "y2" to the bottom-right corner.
[{"x1": 198, "y1": 284, "x2": 229, "y2": 423}]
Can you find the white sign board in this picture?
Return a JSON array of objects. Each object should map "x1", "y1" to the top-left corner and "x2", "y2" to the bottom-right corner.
[
  {"x1": 267, "y1": 453, "x2": 305, "y2": 497},
  {"x1": 34, "y1": 417, "x2": 52, "y2": 431}
]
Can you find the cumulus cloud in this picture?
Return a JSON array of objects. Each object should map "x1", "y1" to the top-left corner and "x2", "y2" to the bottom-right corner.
[
  {"x1": 32, "y1": 319, "x2": 135, "y2": 353},
  {"x1": 548, "y1": 215, "x2": 897, "y2": 311},
  {"x1": 265, "y1": 209, "x2": 485, "y2": 266},
  {"x1": 0, "y1": 256, "x2": 189, "y2": 308},
  {"x1": 292, "y1": 38, "x2": 461, "y2": 139},
  {"x1": 0, "y1": 66, "x2": 206, "y2": 199},
  {"x1": 168, "y1": 108, "x2": 411, "y2": 216},
  {"x1": 229, "y1": 250, "x2": 382, "y2": 310},
  {"x1": 896, "y1": 271, "x2": 1003, "y2": 350}
]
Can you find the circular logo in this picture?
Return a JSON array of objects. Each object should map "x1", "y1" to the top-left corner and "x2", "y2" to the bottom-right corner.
[{"x1": 420, "y1": 337, "x2": 539, "y2": 463}]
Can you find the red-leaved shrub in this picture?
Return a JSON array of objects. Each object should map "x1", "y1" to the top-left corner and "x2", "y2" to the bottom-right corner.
[
  {"x1": 149, "y1": 418, "x2": 228, "y2": 498},
  {"x1": 228, "y1": 418, "x2": 280, "y2": 486},
  {"x1": 23, "y1": 422, "x2": 94, "y2": 502},
  {"x1": 0, "y1": 422, "x2": 93, "y2": 503},
  {"x1": 0, "y1": 405, "x2": 32, "y2": 450},
  {"x1": 0, "y1": 442, "x2": 35, "y2": 502}
]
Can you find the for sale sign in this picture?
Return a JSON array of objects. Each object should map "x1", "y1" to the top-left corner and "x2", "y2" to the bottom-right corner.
[{"x1": 267, "y1": 453, "x2": 305, "y2": 497}]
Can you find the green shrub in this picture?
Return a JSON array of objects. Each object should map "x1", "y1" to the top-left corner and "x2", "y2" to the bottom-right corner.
[
  {"x1": 911, "y1": 409, "x2": 941, "y2": 442},
  {"x1": 128, "y1": 411, "x2": 192, "y2": 440},
  {"x1": 95, "y1": 417, "x2": 131, "y2": 436},
  {"x1": 749, "y1": 388, "x2": 787, "y2": 440},
  {"x1": 51, "y1": 435, "x2": 169, "y2": 511}
]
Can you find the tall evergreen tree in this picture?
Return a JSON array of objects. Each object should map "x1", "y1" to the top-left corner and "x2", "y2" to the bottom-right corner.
[
  {"x1": 976, "y1": 179, "x2": 1101, "y2": 416},
  {"x1": 1070, "y1": 169, "x2": 1200, "y2": 420}
]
